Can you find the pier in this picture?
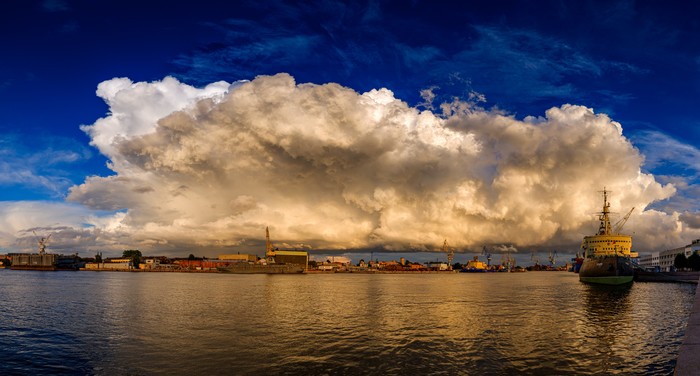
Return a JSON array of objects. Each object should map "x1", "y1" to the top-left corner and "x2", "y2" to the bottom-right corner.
[{"x1": 674, "y1": 275, "x2": 700, "y2": 375}]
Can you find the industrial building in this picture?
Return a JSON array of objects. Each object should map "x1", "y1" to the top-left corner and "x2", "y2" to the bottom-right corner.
[
  {"x1": 10, "y1": 253, "x2": 60, "y2": 270},
  {"x1": 637, "y1": 239, "x2": 700, "y2": 271},
  {"x1": 220, "y1": 254, "x2": 257, "y2": 262},
  {"x1": 270, "y1": 250, "x2": 308, "y2": 267},
  {"x1": 84, "y1": 258, "x2": 133, "y2": 270}
]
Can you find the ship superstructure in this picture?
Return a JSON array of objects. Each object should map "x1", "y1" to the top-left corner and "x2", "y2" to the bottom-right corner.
[{"x1": 579, "y1": 189, "x2": 636, "y2": 284}]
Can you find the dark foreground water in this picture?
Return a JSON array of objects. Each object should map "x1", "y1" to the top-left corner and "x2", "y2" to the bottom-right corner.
[{"x1": 0, "y1": 270, "x2": 695, "y2": 375}]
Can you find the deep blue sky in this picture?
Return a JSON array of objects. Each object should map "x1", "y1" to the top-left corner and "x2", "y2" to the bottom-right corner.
[
  {"x1": 2, "y1": 0, "x2": 699, "y2": 202},
  {"x1": 1, "y1": 0, "x2": 700, "y2": 260}
]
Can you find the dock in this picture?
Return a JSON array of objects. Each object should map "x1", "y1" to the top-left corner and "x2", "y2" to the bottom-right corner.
[
  {"x1": 674, "y1": 275, "x2": 700, "y2": 375},
  {"x1": 636, "y1": 271, "x2": 700, "y2": 284}
]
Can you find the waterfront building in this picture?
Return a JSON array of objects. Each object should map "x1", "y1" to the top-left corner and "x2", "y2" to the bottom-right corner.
[
  {"x1": 426, "y1": 261, "x2": 449, "y2": 271},
  {"x1": 637, "y1": 252, "x2": 660, "y2": 271},
  {"x1": 139, "y1": 258, "x2": 178, "y2": 270},
  {"x1": 638, "y1": 239, "x2": 700, "y2": 271},
  {"x1": 141, "y1": 257, "x2": 161, "y2": 269},
  {"x1": 175, "y1": 258, "x2": 241, "y2": 270},
  {"x1": 84, "y1": 258, "x2": 133, "y2": 270},
  {"x1": 220, "y1": 253, "x2": 257, "y2": 262},
  {"x1": 270, "y1": 250, "x2": 308, "y2": 268},
  {"x1": 316, "y1": 264, "x2": 337, "y2": 272}
]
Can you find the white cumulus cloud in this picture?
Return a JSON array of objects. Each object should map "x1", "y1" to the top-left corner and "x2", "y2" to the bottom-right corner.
[{"x1": 29, "y1": 72, "x2": 695, "y2": 256}]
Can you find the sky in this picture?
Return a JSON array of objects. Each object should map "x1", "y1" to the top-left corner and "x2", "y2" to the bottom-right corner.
[{"x1": 2, "y1": 0, "x2": 700, "y2": 265}]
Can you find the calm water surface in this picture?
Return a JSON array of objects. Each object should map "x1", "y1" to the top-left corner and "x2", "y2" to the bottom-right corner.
[{"x1": 0, "y1": 270, "x2": 695, "y2": 375}]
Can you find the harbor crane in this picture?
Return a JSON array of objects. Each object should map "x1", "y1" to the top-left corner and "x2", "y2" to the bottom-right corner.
[
  {"x1": 32, "y1": 231, "x2": 52, "y2": 255},
  {"x1": 548, "y1": 251, "x2": 558, "y2": 266},
  {"x1": 443, "y1": 239, "x2": 454, "y2": 270},
  {"x1": 613, "y1": 207, "x2": 635, "y2": 234},
  {"x1": 482, "y1": 246, "x2": 492, "y2": 267}
]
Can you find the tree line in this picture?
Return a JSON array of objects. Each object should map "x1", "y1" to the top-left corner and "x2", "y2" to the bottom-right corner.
[{"x1": 674, "y1": 253, "x2": 700, "y2": 271}]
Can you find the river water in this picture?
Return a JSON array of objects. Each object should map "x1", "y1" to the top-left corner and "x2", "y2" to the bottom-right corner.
[{"x1": 0, "y1": 270, "x2": 695, "y2": 375}]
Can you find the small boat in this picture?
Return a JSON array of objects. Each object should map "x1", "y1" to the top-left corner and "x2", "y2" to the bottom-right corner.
[{"x1": 579, "y1": 189, "x2": 636, "y2": 285}]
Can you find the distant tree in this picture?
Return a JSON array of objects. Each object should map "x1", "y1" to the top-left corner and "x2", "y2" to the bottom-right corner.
[
  {"x1": 453, "y1": 262, "x2": 463, "y2": 270},
  {"x1": 688, "y1": 253, "x2": 700, "y2": 271},
  {"x1": 674, "y1": 253, "x2": 689, "y2": 271},
  {"x1": 188, "y1": 254, "x2": 196, "y2": 260},
  {"x1": 95, "y1": 252, "x2": 103, "y2": 263},
  {"x1": 122, "y1": 249, "x2": 142, "y2": 268}
]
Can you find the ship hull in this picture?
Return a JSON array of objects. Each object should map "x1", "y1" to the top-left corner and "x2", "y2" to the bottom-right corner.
[
  {"x1": 217, "y1": 263, "x2": 305, "y2": 274},
  {"x1": 579, "y1": 256, "x2": 634, "y2": 285}
]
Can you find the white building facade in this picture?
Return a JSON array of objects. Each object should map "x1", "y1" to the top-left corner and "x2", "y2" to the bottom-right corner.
[{"x1": 637, "y1": 239, "x2": 700, "y2": 271}]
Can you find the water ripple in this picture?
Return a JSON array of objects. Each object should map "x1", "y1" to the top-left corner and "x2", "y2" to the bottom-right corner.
[{"x1": 0, "y1": 270, "x2": 694, "y2": 375}]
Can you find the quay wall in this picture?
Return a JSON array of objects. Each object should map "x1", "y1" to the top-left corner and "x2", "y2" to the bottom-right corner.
[{"x1": 674, "y1": 275, "x2": 700, "y2": 375}]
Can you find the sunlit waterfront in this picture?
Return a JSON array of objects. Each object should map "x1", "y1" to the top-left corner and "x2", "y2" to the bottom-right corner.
[{"x1": 0, "y1": 270, "x2": 694, "y2": 375}]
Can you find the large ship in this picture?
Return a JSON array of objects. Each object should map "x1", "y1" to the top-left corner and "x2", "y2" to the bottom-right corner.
[
  {"x1": 579, "y1": 189, "x2": 636, "y2": 285},
  {"x1": 460, "y1": 256, "x2": 489, "y2": 272},
  {"x1": 216, "y1": 262, "x2": 305, "y2": 274},
  {"x1": 217, "y1": 227, "x2": 306, "y2": 274}
]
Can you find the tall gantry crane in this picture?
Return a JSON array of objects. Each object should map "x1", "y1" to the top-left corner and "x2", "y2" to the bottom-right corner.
[
  {"x1": 32, "y1": 231, "x2": 52, "y2": 254},
  {"x1": 443, "y1": 239, "x2": 454, "y2": 270},
  {"x1": 482, "y1": 246, "x2": 492, "y2": 267}
]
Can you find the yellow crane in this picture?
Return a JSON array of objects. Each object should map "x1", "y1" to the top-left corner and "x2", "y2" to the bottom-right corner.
[{"x1": 613, "y1": 207, "x2": 635, "y2": 234}]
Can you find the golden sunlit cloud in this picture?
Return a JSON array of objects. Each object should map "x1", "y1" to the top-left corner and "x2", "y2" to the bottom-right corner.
[{"x1": 4, "y1": 73, "x2": 693, "y2": 255}]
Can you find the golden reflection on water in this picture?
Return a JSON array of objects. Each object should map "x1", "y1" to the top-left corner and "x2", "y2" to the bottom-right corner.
[
  {"x1": 579, "y1": 283, "x2": 634, "y2": 372},
  {"x1": 0, "y1": 270, "x2": 694, "y2": 375}
]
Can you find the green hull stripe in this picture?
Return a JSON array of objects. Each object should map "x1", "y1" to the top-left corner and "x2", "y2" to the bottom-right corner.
[{"x1": 579, "y1": 275, "x2": 634, "y2": 285}]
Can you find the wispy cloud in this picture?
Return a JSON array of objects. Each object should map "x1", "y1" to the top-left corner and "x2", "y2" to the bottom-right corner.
[
  {"x1": 632, "y1": 130, "x2": 700, "y2": 174},
  {"x1": 0, "y1": 201, "x2": 124, "y2": 254},
  {"x1": 170, "y1": 3, "x2": 646, "y2": 115},
  {"x1": 429, "y1": 25, "x2": 645, "y2": 107},
  {"x1": 172, "y1": 34, "x2": 322, "y2": 83},
  {"x1": 628, "y1": 129, "x2": 700, "y2": 217},
  {"x1": 0, "y1": 135, "x2": 92, "y2": 199},
  {"x1": 41, "y1": 0, "x2": 69, "y2": 12}
]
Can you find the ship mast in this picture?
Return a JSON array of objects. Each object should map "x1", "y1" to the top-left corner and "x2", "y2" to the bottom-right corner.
[{"x1": 597, "y1": 188, "x2": 612, "y2": 236}]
